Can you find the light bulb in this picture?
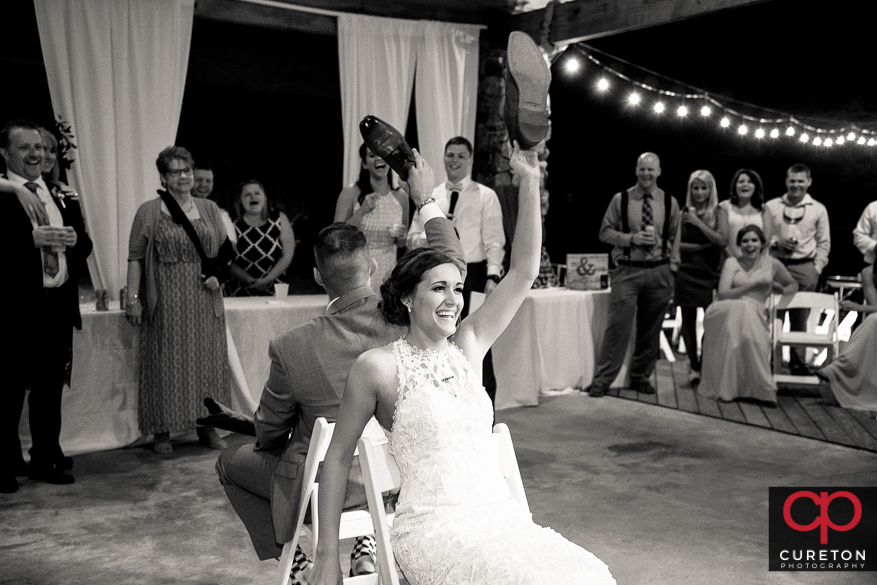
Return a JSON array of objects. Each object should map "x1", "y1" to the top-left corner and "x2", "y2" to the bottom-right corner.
[
  {"x1": 836, "y1": 136, "x2": 845, "y2": 145},
  {"x1": 786, "y1": 127, "x2": 795, "y2": 136},
  {"x1": 564, "y1": 58, "x2": 580, "y2": 74},
  {"x1": 654, "y1": 102, "x2": 665, "y2": 113},
  {"x1": 738, "y1": 124, "x2": 748, "y2": 135},
  {"x1": 770, "y1": 129, "x2": 780, "y2": 139},
  {"x1": 824, "y1": 138, "x2": 833, "y2": 147},
  {"x1": 677, "y1": 105, "x2": 688, "y2": 117},
  {"x1": 858, "y1": 137, "x2": 867, "y2": 145},
  {"x1": 800, "y1": 133, "x2": 810, "y2": 143},
  {"x1": 597, "y1": 78, "x2": 609, "y2": 91},
  {"x1": 628, "y1": 92, "x2": 640, "y2": 105},
  {"x1": 813, "y1": 137, "x2": 822, "y2": 146},
  {"x1": 755, "y1": 128, "x2": 765, "y2": 139},
  {"x1": 869, "y1": 138, "x2": 876, "y2": 146},
  {"x1": 720, "y1": 117, "x2": 730, "y2": 128},
  {"x1": 700, "y1": 106, "x2": 711, "y2": 116},
  {"x1": 847, "y1": 132, "x2": 856, "y2": 141}
]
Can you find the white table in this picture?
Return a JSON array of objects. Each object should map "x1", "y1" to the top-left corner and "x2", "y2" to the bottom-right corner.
[
  {"x1": 492, "y1": 287, "x2": 632, "y2": 410},
  {"x1": 18, "y1": 296, "x2": 326, "y2": 456}
]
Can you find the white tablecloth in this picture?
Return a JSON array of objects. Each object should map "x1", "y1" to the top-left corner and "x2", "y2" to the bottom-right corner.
[
  {"x1": 18, "y1": 296, "x2": 326, "y2": 456},
  {"x1": 492, "y1": 287, "x2": 631, "y2": 410}
]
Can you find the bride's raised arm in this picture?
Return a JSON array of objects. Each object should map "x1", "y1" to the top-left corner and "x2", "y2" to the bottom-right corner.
[{"x1": 455, "y1": 143, "x2": 542, "y2": 362}]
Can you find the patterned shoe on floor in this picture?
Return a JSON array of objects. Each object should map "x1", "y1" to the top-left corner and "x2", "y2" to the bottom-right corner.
[
  {"x1": 290, "y1": 546, "x2": 313, "y2": 585},
  {"x1": 349, "y1": 535, "x2": 377, "y2": 576}
]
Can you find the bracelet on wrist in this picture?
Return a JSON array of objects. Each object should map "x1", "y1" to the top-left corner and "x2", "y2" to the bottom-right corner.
[{"x1": 417, "y1": 197, "x2": 436, "y2": 212}]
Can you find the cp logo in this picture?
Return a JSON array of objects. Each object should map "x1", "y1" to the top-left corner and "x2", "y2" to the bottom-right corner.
[{"x1": 783, "y1": 491, "x2": 862, "y2": 544}]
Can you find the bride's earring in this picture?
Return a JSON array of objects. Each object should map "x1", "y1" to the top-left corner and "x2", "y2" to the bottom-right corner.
[{"x1": 405, "y1": 304, "x2": 412, "y2": 313}]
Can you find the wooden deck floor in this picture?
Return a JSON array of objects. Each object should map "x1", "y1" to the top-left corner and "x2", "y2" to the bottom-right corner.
[{"x1": 603, "y1": 359, "x2": 877, "y2": 453}]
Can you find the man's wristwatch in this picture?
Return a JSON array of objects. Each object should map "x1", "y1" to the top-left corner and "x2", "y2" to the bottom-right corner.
[
  {"x1": 486, "y1": 274, "x2": 501, "y2": 285},
  {"x1": 417, "y1": 197, "x2": 436, "y2": 212}
]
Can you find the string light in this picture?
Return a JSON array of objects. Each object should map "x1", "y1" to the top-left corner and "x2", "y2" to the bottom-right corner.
[{"x1": 569, "y1": 43, "x2": 877, "y2": 153}]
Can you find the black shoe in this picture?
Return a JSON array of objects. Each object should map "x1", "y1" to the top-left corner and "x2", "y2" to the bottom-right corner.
[
  {"x1": 586, "y1": 384, "x2": 608, "y2": 398},
  {"x1": 631, "y1": 379, "x2": 656, "y2": 394},
  {"x1": 12, "y1": 459, "x2": 29, "y2": 477},
  {"x1": 359, "y1": 115, "x2": 416, "y2": 181},
  {"x1": 505, "y1": 31, "x2": 551, "y2": 149},
  {"x1": 1, "y1": 473, "x2": 18, "y2": 494},
  {"x1": 28, "y1": 463, "x2": 75, "y2": 485},
  {"x1": 57, "y1": 456, "x2": 73, "y2": 471}
]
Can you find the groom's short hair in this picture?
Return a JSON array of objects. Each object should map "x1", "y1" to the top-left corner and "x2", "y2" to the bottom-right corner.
[{"x1": 313, "y1": 223, "x2": 371, "y2": 285}]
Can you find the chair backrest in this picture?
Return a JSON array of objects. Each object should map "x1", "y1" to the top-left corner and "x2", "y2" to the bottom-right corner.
[
  {"x1": 356, "y1": 423, "x2": 530, "y2": 585},
  {"x1": 770, "y1": 291, "x2": 838, "y2": 338}
]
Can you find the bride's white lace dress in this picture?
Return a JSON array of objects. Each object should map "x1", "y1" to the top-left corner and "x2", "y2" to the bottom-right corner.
[{"x1": 386, "y1": 338, "x2": 615, "y2": 585}]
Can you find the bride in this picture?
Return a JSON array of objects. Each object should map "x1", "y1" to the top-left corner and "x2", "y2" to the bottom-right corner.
[{"x1": 309, "y1": 145, "x2": 615, "y2": 585}]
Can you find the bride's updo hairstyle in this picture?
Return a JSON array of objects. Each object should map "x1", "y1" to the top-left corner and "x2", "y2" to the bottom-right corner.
[{"x1": 380, "y1": 248, "x2": 456, "y2": 326}]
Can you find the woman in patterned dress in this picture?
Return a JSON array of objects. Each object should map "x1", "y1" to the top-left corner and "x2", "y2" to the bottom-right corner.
[
  {"x1": 718, "y1": 169, "x2": 773, "y2": 260},
  {"x1": 125, "y1": 146, "x2": 231, "y2": 454},
  {"x1": 226, "y1": 179, "x2": 295, "y2": 296},
  {"x1": 335, "y1": 143, "x2": 409, "y2": 285}
]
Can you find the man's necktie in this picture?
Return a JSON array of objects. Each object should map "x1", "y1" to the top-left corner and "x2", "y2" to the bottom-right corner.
[
  {"x1": 448, "y1": 190, "x2": 460, "y2": 220},
  {"x1": 25, "y1": 181, "x2": 60, "y2": 277},
  {"x1": 641, "y1": 193, "x2": 654, "y2": 228}
]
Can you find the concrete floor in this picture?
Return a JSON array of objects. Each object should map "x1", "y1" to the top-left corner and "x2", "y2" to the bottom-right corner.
[{"x1": 2, "y1": 394, "x2": 875, "y2": 585}]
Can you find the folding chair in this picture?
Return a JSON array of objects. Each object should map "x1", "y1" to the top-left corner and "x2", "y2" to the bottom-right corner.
[
  {"x1": 356, "y1": 423, "x2": 531, "y2": 585},
  {"x1": 659, "y1": 306, "x2": 682, "y2": 361},
  {"x1": 770, "y1": 292, "x2": 839, "y2": 386},
  {"x1": 276, "y1": 417, "x2": 389, "y2": 585}
]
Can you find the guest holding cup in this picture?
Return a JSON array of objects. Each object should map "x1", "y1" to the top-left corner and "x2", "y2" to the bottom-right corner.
[{"x1": 226, "y1": 179, "x2": 295, "y2": 297}]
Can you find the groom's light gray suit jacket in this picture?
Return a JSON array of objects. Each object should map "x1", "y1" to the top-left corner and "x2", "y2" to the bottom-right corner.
[{"x1": 254, "y1": 217, "x2": 466, "y2": 545}]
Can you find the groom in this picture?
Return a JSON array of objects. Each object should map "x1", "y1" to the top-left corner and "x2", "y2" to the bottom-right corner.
[{"x1": 213, "y1": 149, "x2": 466, "y2": 577}]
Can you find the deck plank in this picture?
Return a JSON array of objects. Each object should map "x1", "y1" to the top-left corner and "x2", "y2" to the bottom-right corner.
[
  {"x1": 655, "y1": 362, "x2": 677, "y2": 408},
  {"x1": 821, "y1": 406, "x2": 877, "y2": 451},
  {"x1": 846, "y1": 410, "x2": 877, "y2": 443},
  {"x1": 737, "y1": 402, "x2": 772, "y2": 428},
  {"x1": 716, "y1": 400, "x2": 746, "y2": 423},
  {"x1": 777, "y1": 396, "x2": 825, "y2": 441},
  {"x1": 798, "y1": 398, "x2": 857, "y2": 447},
  {"x1": 675, "y1": 384, "x2": 700, "y2": 414},
  {"x1": 759, "y1": 402, "x2": 799, "y2": 434}
]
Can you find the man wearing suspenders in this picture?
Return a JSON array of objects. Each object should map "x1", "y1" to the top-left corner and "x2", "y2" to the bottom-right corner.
[{"x1": 587, "y1": 152, "x2": 681, "y2": 397}]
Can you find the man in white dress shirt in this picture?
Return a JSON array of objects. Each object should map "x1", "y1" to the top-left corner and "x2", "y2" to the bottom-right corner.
[
  {"x1": 853, "y1": 199, "x2": 877, "y2": 265},
  {"x1": 406, "y1": 136, "x2": 505, "y2": 402}
]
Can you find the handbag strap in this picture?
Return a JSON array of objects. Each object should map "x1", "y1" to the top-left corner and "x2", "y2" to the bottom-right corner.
[{"x1": 157, "y1": 189, "x2": 211, "y2": 265}]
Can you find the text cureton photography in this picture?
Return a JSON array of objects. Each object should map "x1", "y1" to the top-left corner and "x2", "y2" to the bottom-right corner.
[{"x1": 769, "y1": 487, "x2": 876, "y2": 571}]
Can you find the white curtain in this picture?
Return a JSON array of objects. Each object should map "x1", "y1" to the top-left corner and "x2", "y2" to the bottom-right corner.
[
  {"x1": 34, "y1": 0, "x2": 194, "y2": 299},
  {"x1": 415, "y1": 21, "x2": 481, "y2": 177},
  {"x1": 338, "y1": 14, "x2": 481, "y2": 189},
  {"x1": 338, "y1": 13, "x2": 420, "y2": 189}
]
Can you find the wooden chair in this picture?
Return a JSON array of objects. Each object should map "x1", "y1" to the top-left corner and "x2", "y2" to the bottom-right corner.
[
  {"x1": 356, "y1": 423, "x2": 531, "y2": 585},
  {"x1": 276, "y1": 417, "x2": 389, "y2": 585},
  {"x1": 770, "y1": 292, "x2": 839, "y2": 386}
]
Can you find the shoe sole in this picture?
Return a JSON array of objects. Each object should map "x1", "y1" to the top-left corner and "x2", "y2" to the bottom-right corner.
[{"x1": 507, "y1": 31, "x2": 551, "y2": 147}]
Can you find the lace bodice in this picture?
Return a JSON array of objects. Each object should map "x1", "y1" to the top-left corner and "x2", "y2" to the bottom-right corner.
[{"x1": 385, "y1": 337, "x2": 616, "y2": 585}]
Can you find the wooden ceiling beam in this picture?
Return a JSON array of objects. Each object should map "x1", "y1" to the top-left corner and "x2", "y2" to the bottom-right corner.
[{"x1": 510, "y1": 0, "x2": 774, "y2": 46}]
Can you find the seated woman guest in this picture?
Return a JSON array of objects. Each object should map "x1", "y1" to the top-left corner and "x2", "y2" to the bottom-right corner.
[
  {"x1": 310, "y1": 145, "x2": 615, "y2": 585},
  {"x1": 126, "y1": 146, "x2": 232, "y2": 454},
  {"x1": 226, "y1": 179, "x2": 295, "y2": 296},
  {"x1": 334, "y1": 143, "x2": 409, "y2": 284},
  {"x1": 718, "y1": 169, "x2": 772, "y2": 259},
  {"x1": 699, "y1": 225, "x2": 797, "y2": 405},
  {"x1": 816, "y1": 264, "x2": 877, "y2": 410},
  {"x1": 676, "y1": 170, "x2": 726, "y2": 386}
]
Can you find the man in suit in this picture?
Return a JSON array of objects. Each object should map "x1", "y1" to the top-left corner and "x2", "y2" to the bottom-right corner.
[
  {"x1": 1, "y1": 119, "x2": 93, "y2": 493},
  {"x1": 214, "y1": 151, "x2": 465, "y2": 577}
]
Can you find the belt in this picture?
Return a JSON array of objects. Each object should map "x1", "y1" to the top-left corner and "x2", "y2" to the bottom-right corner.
[
  {"x1": 616, "y1": 258, "x2": 669, "y2": 269},
  {"x1": 780, "y1": 257, "x2": 814, "y2": 266}
]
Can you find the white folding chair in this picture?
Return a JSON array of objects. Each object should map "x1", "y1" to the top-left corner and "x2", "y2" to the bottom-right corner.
[
  {"x1": 659, "y1": 306, "x2": 682, "y2": 361},
  {"x1": 770, "y1": 292, "x2": 839, "y2": 386},
  {"x1": 356, "y1": 422, "x2": 531, "y2": 585},
  {"x1": 276, "y1": 417, "x2": 388, "y2": 585}
]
